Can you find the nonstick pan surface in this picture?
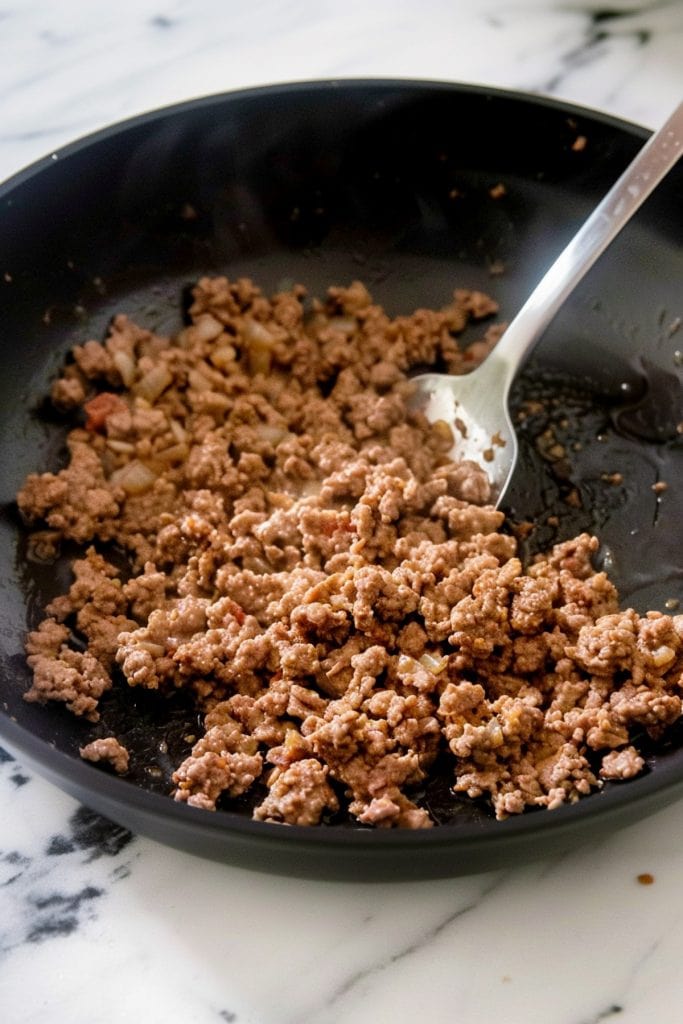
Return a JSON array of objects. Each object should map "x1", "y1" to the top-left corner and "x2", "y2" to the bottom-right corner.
[{"x1": 1, "y1": 81, "x2": 682, "y2": 880}]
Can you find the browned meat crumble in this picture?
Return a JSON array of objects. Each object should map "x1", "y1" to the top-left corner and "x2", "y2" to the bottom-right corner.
[
  {"x1": 16, "y1": 276, "x2": 683, "y2": 827},
  {"x1": 79, "y1": 736, "x2": 130, "y2": 775}
]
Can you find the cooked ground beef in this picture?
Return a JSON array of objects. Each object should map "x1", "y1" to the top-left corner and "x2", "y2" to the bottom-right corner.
[
  {"x1": 16, "y1": 277, "x2": 683, "y2": 826},
  {"x1": 79, "y1": 736, "x2": 130, "y2": 775}
]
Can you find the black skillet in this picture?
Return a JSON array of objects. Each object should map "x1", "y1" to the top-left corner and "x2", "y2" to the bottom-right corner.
[{"x1": 1, "y1": 81, "x2": 682, "y2": 881}]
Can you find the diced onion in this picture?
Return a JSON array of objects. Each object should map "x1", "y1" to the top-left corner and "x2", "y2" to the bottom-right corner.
[
  {"x1": 188, "y1": 368, "x2": 213, "y2": 391},
  {"x1": 244, "y1": 318, "x2": 275, "y2": 376},
  {"x1": 138, "y1": 641, "x2": 166, "y2": 657},
  {"x1": 397, "y1": 654, "x2": 418, "y2": 675},
  {"x1": 485, "y1": 719, "x2": 504, "y2": 748},
  {"x1": 134, "y1": 364, "x2": 173, "y2": 402},
  {"x1": 298, "y1": 479, "x2": 322, "y2": 498},
  {"x1": 106, "y1": 439, "x2": 135, "y2": 454},
  {"x1": 154, "y1": 443, "x2": 189, "y2": 464},
  {"x1": 109, "y1": 459, "x2": 157, "y2": 494},
  {"x1": 169, "y1": 419, "x2": 187, "y2": 443},
  {"x1": 192, "y1": 314, "x2": 224, "y2": 344},
  {"x1": 419, "y1": 652, "x2": 449, "y2": 674},
  {"x1": 327, "y1": 316, "x2": 356, "y2": 334},
  {"x1": 112, "y1": 350, "x2": 137, "y2": 387},
  {"x1": 210, "y1": 345, "x2": 237, "y2": 370},
  {"x1": 243, "y1": 318, "x2": 274, "y2": 346},
  {"x1": 256, "y1": 424, "x2": 290, "y2": 445},
  {"x1": 652, "y1": 645, "x2": 676, "y2": 668}
]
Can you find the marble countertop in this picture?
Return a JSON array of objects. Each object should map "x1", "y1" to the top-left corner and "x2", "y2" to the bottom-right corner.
[{"x1": 1, "y1": 2, "x2": 682, "y2": 1022}]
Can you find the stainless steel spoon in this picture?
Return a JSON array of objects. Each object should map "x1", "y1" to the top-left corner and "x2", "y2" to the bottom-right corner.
[{"x1": 412, "y1": 101, "x2": 683, "y2": 507}]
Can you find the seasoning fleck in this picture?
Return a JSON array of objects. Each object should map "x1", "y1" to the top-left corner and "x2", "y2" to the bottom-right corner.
[{"x1": 565, "y1": 488, "x2": 582, "y2": 509}]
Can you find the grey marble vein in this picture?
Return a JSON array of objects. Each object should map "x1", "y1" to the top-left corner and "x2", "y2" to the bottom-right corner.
[
  {"x1": 532, "y1": 1, "x2": 683, "y2": 98},
  {"x1": 293, "y1": 872, "x2": 509, "y2": 1023},
  {"x1": 1, "y1": 762, "x2": 136, "y2": 962},
  {"x1": 581, "y1": 1007, "x2": 624, "y2": 1024}
]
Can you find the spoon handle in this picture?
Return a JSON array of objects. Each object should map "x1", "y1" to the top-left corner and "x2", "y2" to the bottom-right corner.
[{"x1": 494, "y1": 100, "x2": 683, "y2": 383}]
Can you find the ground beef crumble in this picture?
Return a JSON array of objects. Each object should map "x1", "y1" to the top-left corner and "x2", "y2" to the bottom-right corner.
[
  {"x1": 79, "y1": 736, "x2": 130, "y2": 775},
  {"x1": 16, "y1": 277, "x2": 683, "y2": 826}
]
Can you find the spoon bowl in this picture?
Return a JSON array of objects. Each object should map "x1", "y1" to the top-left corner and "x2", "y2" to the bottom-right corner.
[
  {"x1": 412, "y1": 100, "x2": 683, "y2": 506},
  {"x1": 412, "y1": 349, "x2": 519, "y2": 500}
]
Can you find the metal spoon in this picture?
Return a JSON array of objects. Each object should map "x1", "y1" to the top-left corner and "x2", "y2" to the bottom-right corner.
[{"x1": 412, "y1": 101, "x2": 683, "y2": 507}]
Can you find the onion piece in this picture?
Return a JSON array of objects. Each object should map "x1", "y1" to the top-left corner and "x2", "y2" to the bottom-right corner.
[
  {"x1": 112, "y1": 350, "x2": 137, "y2": 387},
  {"x1": 134, "y1": 364, "x2": 173, "y2": 402},
  {"x1": 210, "y1": 345, "x2": 237, "y2": 370},
  {"x1": 256, "y1": 424, "x2": 290, "y2": 445},
  {"x1": 243, "y1": 318, "x2": 275, "y2": 375},
  {"x1": 154, "y1": 443, "x2": 189, "y2": 464},
  {"x1": 243, "y1": 318, "x2": 274, "y2": 345},
  {"x1": 419, "y1": 652, "x2": 449, "y2": 675},
  {"x1": 137, "y1": 641, "x2": 166, "y2": 658},
  {"x1": 188, "y1": 368, "x2": 213, "y2": 391},
  {"x1": 169, "y1": 419, "x2": 187, "y2": 443},
  {"x1": 192, "y1": 313, "x2": 224, "y2": 344},
  {"x1": 298, "y1": 479, "x2": 322, "y2": 498},
  {"x1": 109, "y1": 459, "x2": 157, "y2": 494},
  {"x1": 327, "y1": 316, "x2": 356, "y2": 334},
  {"x1": 106, "y1": 439, "x2": 135, "y2": 454}
]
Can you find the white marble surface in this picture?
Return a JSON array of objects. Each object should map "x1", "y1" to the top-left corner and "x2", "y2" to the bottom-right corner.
[{"x1": 1, "y1": 2, "x2": 682, "y2": 1022}]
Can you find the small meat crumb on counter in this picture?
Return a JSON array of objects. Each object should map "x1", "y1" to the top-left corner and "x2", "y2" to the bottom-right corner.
[
  {"x1": 79, "y1": 736, "x2": 130, "y2": 774},
  {"x1": 637, "y1": 873, "x2": 655, "y2": 885},
  {"x1": 16, "y1": 276, "x2": 683, "y2": 829}
]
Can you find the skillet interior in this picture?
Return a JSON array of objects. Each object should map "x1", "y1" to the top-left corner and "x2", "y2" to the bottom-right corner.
[{"x1": 0, "y1": 81, "x2": 682, "y2": 879}]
